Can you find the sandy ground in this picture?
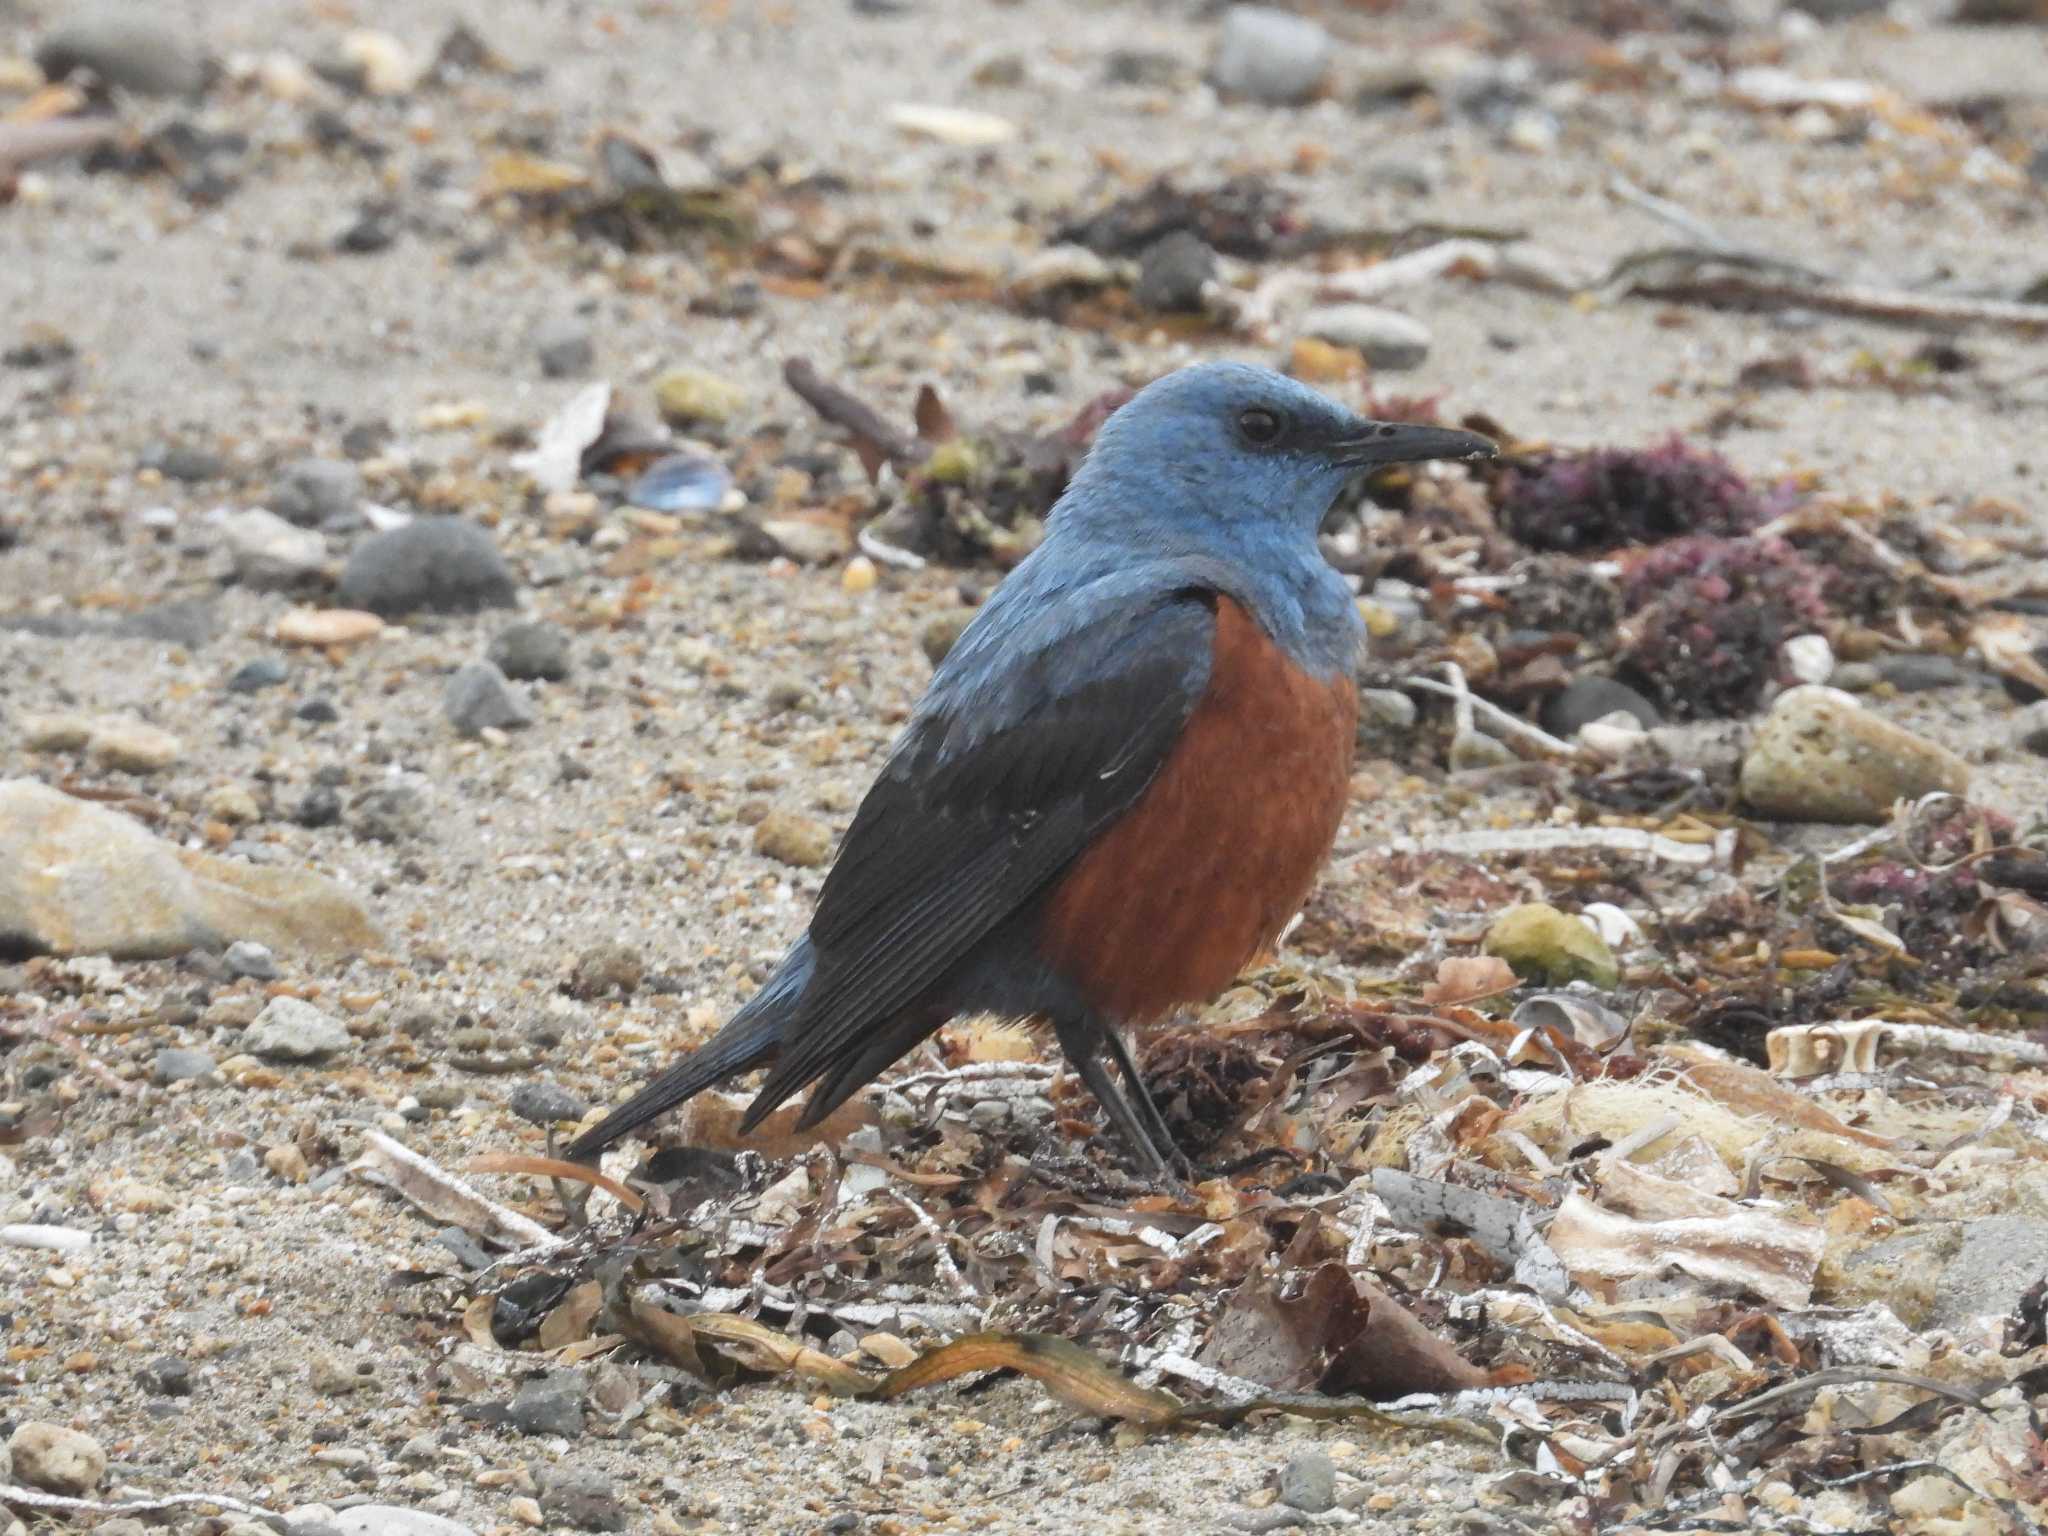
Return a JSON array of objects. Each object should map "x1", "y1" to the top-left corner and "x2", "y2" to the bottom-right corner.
[{"x1": 4, "y1": 0, "x2": 2048, "y2": 1532}]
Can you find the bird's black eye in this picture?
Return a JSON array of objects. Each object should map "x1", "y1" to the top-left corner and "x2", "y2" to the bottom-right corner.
[{"x1": 1238, "y1": 407, "x2": 1284, "y2": 446}]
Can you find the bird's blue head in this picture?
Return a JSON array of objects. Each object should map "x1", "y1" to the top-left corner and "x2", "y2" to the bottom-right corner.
[{"x1": 1056, "y1": 360, "x2": 1494, "y2": 550}]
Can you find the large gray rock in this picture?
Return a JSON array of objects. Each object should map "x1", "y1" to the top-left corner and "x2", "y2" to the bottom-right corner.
[
  {"x1": 0, "y1": 779, "x2": 379, "y2": 959},
  {"x1": 337, "y1": 520, "x2": 518, "y2": 618},
  {"x1": 1739, "y1": 686, "x2": 1970, "y2": 824},
  {"x1": 1212, "y1": 5, "x2": 1332, "y2": 105},
  {"x1": 36, "y1": 8, "x2": 209, "y2": 97}
]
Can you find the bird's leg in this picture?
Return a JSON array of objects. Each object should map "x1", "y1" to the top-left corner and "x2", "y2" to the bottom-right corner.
[
  {"x1": 1099, "y1": 1025, "x2": 1194, "y2": 1181},
  {"x1": 1051, "y1": 1015, "x2": 1191, "y2": 1190}
]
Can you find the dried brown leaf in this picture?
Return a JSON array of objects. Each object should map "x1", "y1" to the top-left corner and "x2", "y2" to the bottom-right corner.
[
  {"x1": 1422, "y1": 954, "x2": 1521, "y2": 1006},
  {"x1": 875, "y1": 1332, "x2": 1184, "y2": 1425},
  {"x1": 537, "y1": 1280, "x2": 603, "y2": 1351}
]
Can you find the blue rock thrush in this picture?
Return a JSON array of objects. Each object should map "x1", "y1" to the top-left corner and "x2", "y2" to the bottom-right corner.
[{"x1": 569, "y1": 361, "x2": 1494, "y2": 1177}]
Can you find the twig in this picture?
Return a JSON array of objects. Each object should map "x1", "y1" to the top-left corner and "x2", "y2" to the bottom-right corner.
[
  {"x1": 892, "y1": 1192, "x2": 979, "y2": 1302},
  {"x1": 0, "y1": 1224, "x2": 92, "y2": 1254},
  {"x1": 857, "y1": 523, "x2": 928, "y2": 571},
  {"x1": 1340, "y1": 824, "x2": 1733, "y2": 872},
  {"x1": 784, "y1": 358, "x2": 921, "y2": 471},
  {"x1": 1402, "y1": 671, "x2": 1585, "y2": 761},
  {"x1": 0, "y1": 1485, "x2": 279, "y2": 1522},
  {"x1": 352, "y1": 1130, "x2": 561, "y2": 1249},
  {"x1": 1611, "y1": 250, "x2": 2048, "y2": 334}
]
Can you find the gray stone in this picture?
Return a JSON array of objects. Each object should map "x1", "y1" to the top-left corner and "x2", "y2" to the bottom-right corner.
[
  {"x1": 351, "y1": 784, "x2": 429, "y2": 843},
  {"x1": 36, "y1": 8, "x2": 209, "y2": 96},
  {"x1": 508, "y1": 1371, "x2": 587, "y2": 1438},
  {"x1": 228, "y1": 656, "x2": 290, "y2": 693},
  {"x1": 487, "y1": 620, "x2": 572, "y2": 682},
  {"x1": 1278, "y1": 1450, "x2": 1337, "y2": 1513},
  {"x1": 445, "y1": 661, "x2": 535, "y2": 736},
  {"x1": 1133, "y1": 231, "x2": 1216, "y2": 314},
  {"x1": 1212, "y1": 4, "x2": 1331, "y2": 105},
  {"x1": 1739, "y1": 686, "x2": 1970, "y2": 824},
  {"x1": 533, "y1": 316, "x2": 595, "y2": 379},
  {"x1": 2015, "y1": 701, "x2": 2048, "y2": 756},
  {"x1": 224, "y1": 939, "x2": 279, "y2": 980},
  {"x1": 337, "y1": 519, "x2": 518, "y2": 618},
  {"x1": 1541, "y1": 677, "x2": 1661, "y2": 737},
  {"x1": 1300, "y1": 304, "x2": 1432, "y2": 370},
  {"x1": 223, "y1": 508, "x2": 326, "y2": 586},
  {"x1": 1933, "y1": 1218, "x2": 2048, "y2": 1332},
  {"x1": 270, "y1": 458, "x2": 366, "y2": 528},
  {"x1": 1875, "y1": 654, "x2": 1968, "y2": 693},
  {"x1": 1829, "y1": 661, "x2": 1882, "y2": 693},
  {"x1": 509, "y1": 1081, "x2": 587, "y2": 1126},
  {"x1": 244, "y1": 996, "x2": 350, "y2": 1060},
  {"x1": 0, "y1": 779, "x2": 379, "y2": 960},
  {"x1": 539, "y1": 1467, "x2": 627, "y2": 1531},
  {"x1": 153, "y1": 1047, "x2": 217, "y2": 1084},
  {"x1": 1360, "y1": 688, "x2": 1417, "y2": 732},
  {"x1": 138, "y1": 1354, "x2": 195, "y2": 1396},
  {"x1": 148, "y1": 442, "x2": 226, "y2": 482}
]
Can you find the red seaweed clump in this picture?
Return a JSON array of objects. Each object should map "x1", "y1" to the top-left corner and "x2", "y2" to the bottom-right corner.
[
  {"x1": 1500, "y1": 437, "x2": 1790, "y2": 553},
  {"x1": 1618, "y1": 535, "x2": 1827, "y2": 719}
]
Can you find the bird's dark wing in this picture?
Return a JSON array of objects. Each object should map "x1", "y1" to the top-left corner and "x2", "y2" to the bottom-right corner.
[{"x1": 744, "y1": 585, "x2": 1220, "y2": 1128}]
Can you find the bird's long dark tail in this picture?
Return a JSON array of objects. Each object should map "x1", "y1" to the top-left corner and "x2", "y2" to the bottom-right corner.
[{"x1": 564, "y1": 940, "x2": 813, "y2": 1160}]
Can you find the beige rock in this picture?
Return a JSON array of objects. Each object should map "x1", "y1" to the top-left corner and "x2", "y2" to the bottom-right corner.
[
  {"x1": 19, "y1": 713, "x2": 93, "y2": 752},
  {"x1": 1739, "y1": 686, "x2": 1969, "y2": 824},
  {"x1": 204, "y1": 784, "x2": 262, "y2": 825},
  {"x1": 7, "y1": 1421, "x2": 106, "y2": 1495},
  {"x1": 276, "y1": 608, "x2": 385, "y2": 647},
  {"x1": 87, "y1": 719, "x2": 182, "y2": 774},
  {"x1": 754, "y1": 809, "x2": 834, "y2": 868},
  {"x1": 0, "y1": 779, "x2": 380, "y2": 959},
  {"x1": 653, "y1": 367, "x2": 747, "y2": 427}
]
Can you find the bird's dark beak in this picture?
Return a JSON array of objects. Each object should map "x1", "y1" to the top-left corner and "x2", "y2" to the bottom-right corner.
[{"x1": 1332, "y1": 421, "x2": 1498, "y2": 468}]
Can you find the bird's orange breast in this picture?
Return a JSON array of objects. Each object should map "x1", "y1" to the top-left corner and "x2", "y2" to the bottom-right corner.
[{"x1": 1038, "y1": 596, "x2": 1357, "y2": 1022}]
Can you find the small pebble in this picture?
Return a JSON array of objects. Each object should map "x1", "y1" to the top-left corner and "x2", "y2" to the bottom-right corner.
[
  {"x1": 227, "y1": 656, "x2": 290, "y2": 693},
  {"x1": 445, "y1": 661, "x2": 536, "y2": 736},
  {"x1": 270, "y1": 458, "x2": 365, "y2": 528},
  {"x1": 532, "y1": 316, "x2": 595, "y2": 379},
  {"x1": 755, "y1": 809, "x2": 835, "y2": 868},
  {"x1": 508, "y1": 1372, "x2": 587, "y2": 1438},
  {"x1": 223, "y1": 508, "x2": 326, "y2": 585},
  {"x1": 508, "y1": 1081, "x2": 587, "y2": 1126},
  {"x1": 153, "y1": 1047, "x2": 217, "y2": 1084},
  {"x1": 337, "y1": 519, "x2": 519, "y2": 618},
  {"x1": 488, "y1": 620, "x2": 573, "y2": 682},
  {"x1": 1299, "y1": 304, "x2": 1432, "y2": 370},
  {"x1": 1278, "y1": 1451, "x2": 1337, "y2": 1513},
  {"x1": 1133, "y1": 230, "x2": 1216, "y2": 313},
  {"x1": 352, "y1": 784, "x2": 429, "y2": 843},
  {"x1": 138, "y1": 1355, "x2": 194, "y2": 1397},
  {"x1": 224, "y1": 940, "x2": 279, "y2": 980},
  {"x1": 568, "y1": 941, "x2": 644, "y2": 999},
  {"x1": 87, "y1": 720, "x2": 183, "y2": 774},
  {"x1": 243, "y1": 996, "x2": 350, "y2": 1060},
  {"x1": 1212, "y1": 4, "x2": 1331, "y2": 105}
]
